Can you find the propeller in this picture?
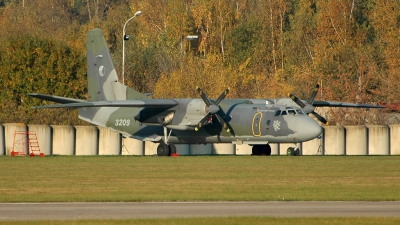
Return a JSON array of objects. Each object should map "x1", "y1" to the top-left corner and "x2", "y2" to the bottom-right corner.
[
  {"x1": 288, "y1": 83, "x2": 329, "y2": 125},
  {"x1": 195, "y1": 87, "x2": 232, "y2": 133}
]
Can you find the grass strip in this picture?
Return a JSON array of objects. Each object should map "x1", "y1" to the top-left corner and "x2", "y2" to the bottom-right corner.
[
  {"x1": 0, "y1": 155, "x2": 399, "y2": 202},
  {"x1": 1, "y1": 217, "x2": 400, "y2": 225}
]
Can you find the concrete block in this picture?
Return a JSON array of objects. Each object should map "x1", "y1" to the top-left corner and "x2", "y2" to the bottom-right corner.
[
  {"x1": 175, "y1": 144, "x2": 189, "y2": 155},
  {"x1": 302, "y1": 138, "x2": 323, "y2": 155},
  {"x1": 324, "y1": 126, "x2": 345, "y2": 155},
  {"x1": 75, "y1": 126, "x2": 98, "y2": 155},
  {"x1": 51, "y1": 125, "x2": 75, "y2": 155},
  {"x1": 28, "y1": 125, "x2": 51, "y2": 156},
  {"x1": 190, "y1": 143, "x2": 212, "y2": 155},
  {"x1": 122, "y1": 137, "x2": 143, "y2": 155},
  {"x1": 4, "y1": 123, "x2": 27, "y2": 155},
  {"x1": 345, "y1": 126, "x2": 367, "y2": 155},
  {"x1": 98, "y1": 127, "x2": 120, "y2": 155},
  {"x1": 144, "y1": 141, "x2": 158, "y2": 155},
  {"x1": 389, "y1": 124, "x2": 400, "y2": 155},
  {"x1": 235, "y1": 144, "x2": 252, "y2": 155},
  {"x1": 212, "y1": 143, "x2": 235, "y2": 155},
  {"x1": 0, "y1": 125, "x2": 4, "y2": 155},
  {"x1": 367, "y1": 125, "x2": 389, "y2": 155}
]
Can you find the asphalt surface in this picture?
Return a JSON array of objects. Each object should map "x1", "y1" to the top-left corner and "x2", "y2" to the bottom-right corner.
[{"x1": 1, "y1": 201, "x2": 400, "y2": 221}]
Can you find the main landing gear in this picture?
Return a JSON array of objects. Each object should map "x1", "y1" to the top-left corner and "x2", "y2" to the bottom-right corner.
[
  {"x1": 156, "y1": 126, "x2": 177, "y2": 156},
  {"x1": 156, "y1": 141, "x2": 176, "y2": 156},
  {"x1": 251, "y1": 144, "x2": 272, "y2": 156}
]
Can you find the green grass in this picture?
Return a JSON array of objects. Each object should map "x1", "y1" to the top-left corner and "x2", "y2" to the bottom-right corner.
[
  {"x1": 1, "y1": 217, "x2": 400, "y2": 225},
  {"x1": 0, "y1": 155, "x2": 399, "y2": 202}
]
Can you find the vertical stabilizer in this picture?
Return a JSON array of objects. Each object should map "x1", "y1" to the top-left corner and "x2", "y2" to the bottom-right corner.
[
  {"x1": 86, "y1": 28, "x2": 149, "y2": 101},
  {"x1": 86, "y1": 28, "x2": 119, "y2": 101}
]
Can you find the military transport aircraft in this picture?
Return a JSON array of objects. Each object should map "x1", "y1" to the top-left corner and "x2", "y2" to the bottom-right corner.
[{"x1": 28, "y1": 28, "x2": 384, "y2": 156}]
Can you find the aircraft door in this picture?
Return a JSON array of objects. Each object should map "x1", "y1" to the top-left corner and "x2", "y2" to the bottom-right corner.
[{"x1": 252, "y1": 112, "x2": 262, "y2": 137}]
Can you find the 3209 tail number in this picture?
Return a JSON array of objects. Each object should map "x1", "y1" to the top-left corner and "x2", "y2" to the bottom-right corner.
[{"x1": 115, "y1": 119, "x2": 130, "y2": 126}]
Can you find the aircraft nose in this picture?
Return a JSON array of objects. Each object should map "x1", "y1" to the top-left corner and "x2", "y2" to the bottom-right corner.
[{"x1": 296, "y1": 116, "x2": 322, "y2": 141}]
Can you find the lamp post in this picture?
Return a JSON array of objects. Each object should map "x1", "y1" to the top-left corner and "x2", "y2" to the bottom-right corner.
[{"x1": 122, "y1": 10, "x2": 142, "y2": 85}]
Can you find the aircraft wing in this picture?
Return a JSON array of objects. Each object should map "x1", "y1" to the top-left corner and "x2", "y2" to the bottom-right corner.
[
  {"x1": 28, "y1": 93, "x2": 178, "y2": 109},
  {"x1": 313, "y1": 100, "x2": 385, "y2": 108}
]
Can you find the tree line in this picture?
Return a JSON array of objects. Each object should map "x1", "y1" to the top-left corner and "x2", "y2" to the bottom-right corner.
[{"x1": 0, "y1": 0, "x2": 399, "y2": 125}]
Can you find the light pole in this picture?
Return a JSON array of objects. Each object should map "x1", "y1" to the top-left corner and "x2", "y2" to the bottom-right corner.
[{"x1": 122, "y1": 10, "x2": 142, "y2": 85}]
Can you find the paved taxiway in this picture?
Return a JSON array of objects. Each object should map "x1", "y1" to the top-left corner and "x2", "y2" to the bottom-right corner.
[{"x1": 1, "y1": 202, "x2": 400, "y2": 221}]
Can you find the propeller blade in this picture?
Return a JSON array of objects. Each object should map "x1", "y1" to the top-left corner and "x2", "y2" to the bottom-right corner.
[
  {"x1": 215, "y1": 114, "x2": 231, "y2": 133},
  {"x1": 196, "y1": 87, "x2": 212, "y2": 106},
  {"x1": 195, "y1": 87, "x2": 234, "y2": 134},
  {"x1": 309, "y1": 83, "x2": 320, "y2": 104},
  {"x1": 311, "y1": 111, "x2": 328, "y2": 125},
  {"x1": 215, "y1": 88, "x2": 230, "y2": 105},
  {"x1": 289, "y1": 93, "x2": 306, "y2": 108},
  {"x1": 194, "y1": 112, "x2": 212, "y2": 131}
]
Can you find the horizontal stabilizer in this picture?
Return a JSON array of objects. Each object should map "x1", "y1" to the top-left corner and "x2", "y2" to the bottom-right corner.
[
  {"x1": 31, "y1": 99, "x2": 178, "y2": 109},
  {"x1": 313, "y1": 100, "x2": 385, "y2": 108},
  {"x1": 28, "y1": 93, "x2": 86, "y2": 104}
]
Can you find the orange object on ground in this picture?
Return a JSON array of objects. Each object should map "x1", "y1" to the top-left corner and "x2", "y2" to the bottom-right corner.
[{"x1": 11, "y1": 131, "x2": 44, "y2": 157}]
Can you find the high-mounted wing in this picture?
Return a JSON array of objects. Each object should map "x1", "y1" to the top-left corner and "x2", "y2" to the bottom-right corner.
[
  {"x1": 313, "y1": 101, "x2": 385, "y2": 108},
  {"x1": 288, "y1": 83, "x2": 385, "y2": 125}
]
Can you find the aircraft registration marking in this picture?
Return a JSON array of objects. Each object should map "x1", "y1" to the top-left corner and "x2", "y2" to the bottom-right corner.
[{"x1": 115, "y1": 119, "x2": 131, "y2": 126}]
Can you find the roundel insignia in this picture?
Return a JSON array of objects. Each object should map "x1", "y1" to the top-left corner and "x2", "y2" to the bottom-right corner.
[{"x1": 98, "y1": 65, "x2": 105, "y2": 77}]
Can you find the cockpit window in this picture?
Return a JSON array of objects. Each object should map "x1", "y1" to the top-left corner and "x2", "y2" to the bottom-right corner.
[
  {"x1": 288, "y1": 110, "x2": 296, "y2": 115},
  {"x1": 275, "y1": 110, "x2": 281, "y2": 116},
  {"x1": 281, "y1": 110, "x2": 287, "y2": 116},
  {"x1": 296, "y1": 109, "x2": 305, "y2": 115}
]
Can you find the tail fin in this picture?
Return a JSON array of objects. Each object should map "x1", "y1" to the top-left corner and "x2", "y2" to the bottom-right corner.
[{"x1": 86, "y1": 28, "x2": 147, "y2": 101}]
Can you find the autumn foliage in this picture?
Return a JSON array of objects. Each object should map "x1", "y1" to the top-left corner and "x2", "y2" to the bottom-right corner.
[{"x1": 0, "y1": 0, "x2": 398, "y2": 125}]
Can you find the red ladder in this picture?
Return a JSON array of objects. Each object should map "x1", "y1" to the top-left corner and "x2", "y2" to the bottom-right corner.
[{"x1": 11, "y1": 131, "x2": 44, "y2": 157}]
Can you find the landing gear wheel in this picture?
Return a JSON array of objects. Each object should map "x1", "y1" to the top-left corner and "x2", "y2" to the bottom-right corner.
[
  {"x1": 157, "y1": 142, "x2": 170, "y2": 156},
  {"x1": 252, "y1": 145, "x2": 261, "y2": 155},
  {"x1": 265, "y1": 144, "x2": 271, "y2": 156},
  {"x1": 287, "y1": 147, "x2": 295, "y2": 156},
  {"x1": 252, "y1": 144, "x2": 271, "y2": 156},
  {"x1": 168, "y1": 143, "x2": 176, "y2": 156}
]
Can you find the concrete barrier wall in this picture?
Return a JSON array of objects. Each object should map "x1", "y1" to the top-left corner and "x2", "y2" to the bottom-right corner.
[
  {"x1": 98, "y1": 127, "x2": 120, "y2": 155},
  {"x1": 212, "y1": 143, "x2": 234, "y2": 155},
  {"x1": 75, "y1": 126, "x2": 98, "y2": 155},
  {"x1": 28, "y1": 125, "x2": 51, "y2": 156},
  {"x1": 1, "y1": 124, "x2": 400, "y2": 156},
  {"x1": 0, "y1": 125, "x2": 4, "y2": 156},
  {"x1": 324, "y1": 126, "x2": 345, "y2": 155},
  {"x1": 51, "y1": 125, "x2": 75, "y2": 155},
  {"x1": 144, "y1": 141, "x2": 158, "y2": 155},
  {"x1": 367, "y1": 125, "x2": 389, "y2": 155},
  {"x1": 190, "y1": 144, "x2": 212, "y2": 155},
  {"x1": 389, "y1": 124, "x2": 400, "y2": 155},
  {"x1": 302, "y1": 138, "x2": 323, "y2": 155},
  {"x1": 4, "y1": 123, "x2": 27, "y2": 155},
  {"x1": 176, "y1": 144, "x2": 190, "y2": 155},
  {"x1": 345, "y1": 126, "x2": 367, "y2": 155},
  {"x1": 122, "y1": 137, "x2": 144, "y2": 155}
]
